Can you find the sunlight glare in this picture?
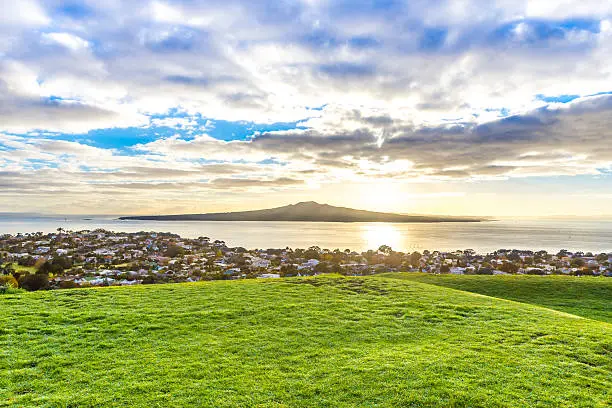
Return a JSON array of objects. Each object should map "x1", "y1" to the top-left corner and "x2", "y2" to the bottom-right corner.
[
  {"x1": 360, "y1": 182, "x2": 407, "y2": 213},
  {"x1": 361, "y1": 224, "x2": 403, "y2": 251}
]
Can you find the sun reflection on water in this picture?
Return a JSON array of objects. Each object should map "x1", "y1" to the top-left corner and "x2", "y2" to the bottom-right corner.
[{"x1": 361, "y1": 224, "x2": 404, "y2": 251}]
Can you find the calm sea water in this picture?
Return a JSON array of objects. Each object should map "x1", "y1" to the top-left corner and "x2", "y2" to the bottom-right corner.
[{"x1": 1, "y1": 216, "x2": 611, "y2": 254}]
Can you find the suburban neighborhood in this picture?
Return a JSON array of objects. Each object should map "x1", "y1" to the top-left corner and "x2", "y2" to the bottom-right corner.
[{"x1": 1, "y1": 229, "x2": 611, "y2": 291}]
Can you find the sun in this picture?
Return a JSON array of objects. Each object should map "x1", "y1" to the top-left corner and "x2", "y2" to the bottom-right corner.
[
  {"x1": 361, "y1": 224, "x2": 403, "y2": 251},
  {"x1": 359, "y1": 182, "x2": 407, "y2": 213}
]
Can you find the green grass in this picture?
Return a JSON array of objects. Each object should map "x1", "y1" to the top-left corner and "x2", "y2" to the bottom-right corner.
[
  {"x1": 1, "y1": 275, "x2": 610, "y2": 407},
  {"x1": 113, "y1": 263, "x2": 133, "y2": 268},
  {"x1": 382, "y1": 273, "x2": 612, "y2": 323},
  {"x1": 5, "y1": 263, "x2": 37, "y2": 274}
]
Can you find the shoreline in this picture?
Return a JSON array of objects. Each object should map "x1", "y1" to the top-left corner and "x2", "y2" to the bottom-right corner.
[{"x1": 1, "y1": 229, "x2": 610, "y2": 292}]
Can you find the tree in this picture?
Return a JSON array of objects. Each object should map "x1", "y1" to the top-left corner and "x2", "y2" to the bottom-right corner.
[
  {"x1": 321, "y1": 253, "x2": 334, "y2": 262},
  {"x1": 53, "y1": 256, "x2": 72, "y2": 270},
  {"x1": 571, "y1": 258, "x2": 585, "y2": 268},
  {"x1": 385, "y1": 252, "x2": 403, "y2": 268},
  {"x1": 19, "y1": 274, "x2": 49, "y2": 291},
  {"x1": 410, "y1": 251, "x2": 422, "y2": 267},
  {"x1": 34, "y1": 257, "x2": 47, "y2": 270},
  {"x1": 507, "y1": 252, "x2": 521, "y2": 262},
  {"x1": 500, "y1": 262, "x2": 519, "y2": 274},
  {"x1": 314, "y1": 262, "x2": 330, "y2": 274},
  {"x1": 304, "y1": 246, "x2": 321, "y2": 260},
  {"x1": 37, "y1": 256, "x2": 73, "y2": 275},
  {"x1": 280, "y1": 264, "x2": 298, "y2": 277},
  {"x1": 0, "y1": 264, "x2": 15, "y2": 276},
  {"x1": 330, "y1": 262, "x2": 343, "y2": 274},
  {"x1": 0, "y1": 275, "x2": 18, "y2": 288},
  {"x1": 378, "y1": 245, "x2": 392, "y2": 255},
  {"x1": 142, "y1": 275, "x2": 158, "y2": 285},
  {"x1": 577, "y1": 269, "x2": 595, "y2": 276},
  {"x1": 59, "y1": 280, "x2": 79, "y2": 289},
  {"x1": 164, "y1": 245, "x2": 185, "y2": 258},
  {"x1": 18, "y1": 256, "x2": 36, "y2": 267}
]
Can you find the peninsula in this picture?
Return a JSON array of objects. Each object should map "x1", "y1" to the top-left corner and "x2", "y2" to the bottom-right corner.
[{"x1": 119, "y1": 201, "x2": 484, "y2": 223}]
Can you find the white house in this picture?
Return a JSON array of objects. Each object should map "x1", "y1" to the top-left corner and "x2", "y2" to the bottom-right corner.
[
  {"x1": 258, "y1": 273, "x2": 281, "y2": 279},
  {"x1": 297, "y1": 259, "x2": 320, "y2": 270},
  {"x1": 251, "y1": 257, "x2": 271, "y2": 268}
]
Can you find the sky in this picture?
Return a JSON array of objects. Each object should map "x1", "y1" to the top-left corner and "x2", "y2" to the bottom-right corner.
[{"x1": 1, "y1": 0, "x2": 612, "y2": 216}]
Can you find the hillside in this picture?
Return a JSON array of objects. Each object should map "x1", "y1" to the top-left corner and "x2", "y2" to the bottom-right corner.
[
  {"x1": 1, "y1": 276, "x2": 610, "y2": 407},
  {"x1": 119, "y1": 201, "x2": 483, "y2": 222},
  {"x1": 383, "y1": 273, "x2": 612, "y2": 323}
]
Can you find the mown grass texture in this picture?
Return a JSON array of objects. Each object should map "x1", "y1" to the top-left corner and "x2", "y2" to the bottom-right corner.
[
  {"x1": 1, "y1": 275, "x2": 610, "y2": 407},
  {"x1": 383, "y1": 273, "x2": 612, "y2": 323}
]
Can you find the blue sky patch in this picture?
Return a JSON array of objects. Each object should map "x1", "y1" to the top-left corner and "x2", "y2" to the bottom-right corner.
[
  {"x1": 27, "y1": 114, "x2": 309, "y2": 153},
  {"x1": 419, "y1": 27, "x2": 448, "y2": 51},
  {"x1": 490, "y1": 18, "x2": 601, "y2": 47},
  {"x1": 484, "y1": 108, "x2": 511, "y2": 117},
  {"x1": 537, "y1": 94, "x2": 580, "y2": 103},
  {"x1": 348, "y1": 36, "x2": 380, "y2": 49},
  {"x1": 54, "y1": 2, "x2": 94, "y2": 19},
  {"x1": 207, "y1": 120, "x2": 308, "y2": 141},
  {"x1": 23, "y1": 159, "x2": 60, "y2": 171}
]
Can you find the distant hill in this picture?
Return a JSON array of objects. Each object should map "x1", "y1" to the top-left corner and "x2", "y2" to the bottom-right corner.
[{"x1": 119, "y1": 201, "x2": 484, "y2": 223}]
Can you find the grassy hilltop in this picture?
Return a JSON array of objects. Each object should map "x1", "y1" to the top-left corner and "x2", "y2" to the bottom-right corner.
[
  {"x1": 1, "y1": 275, "x2": 611, "y2": 407},
  {"x1": 383, "y1": 273, "x2": 612, "y2": 323}
]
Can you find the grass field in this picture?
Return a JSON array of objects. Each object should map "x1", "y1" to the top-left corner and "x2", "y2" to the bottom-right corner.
[
  {"x1": 1, "y1": 275, "x2": 610, "y2": 407},
  {"x1": 5, "y1": 263, "x2": 37, "y2": 274},
  {"x1": 382, "y1": 273, "x2": 612, "y2": 323}
]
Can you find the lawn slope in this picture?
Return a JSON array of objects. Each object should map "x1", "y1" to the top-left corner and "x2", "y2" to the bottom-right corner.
[
  {"x1": 383, "y1": 273, "x2": 612, "y2": 323},
  {"x1": 1, "y1": 276, "x2": 610, "y2": 407}
]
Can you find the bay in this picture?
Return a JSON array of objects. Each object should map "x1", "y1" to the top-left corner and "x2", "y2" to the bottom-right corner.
[{"x1": 1, "y1": 216, "x2": 611, "y2": 254}]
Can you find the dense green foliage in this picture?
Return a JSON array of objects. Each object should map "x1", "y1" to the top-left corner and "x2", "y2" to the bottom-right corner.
[
  {"x1": 0, "y1": 275, "x2": 18, "y2": 288},
  {"x1": 384, "y1": 273, "x2": 612, "y2": 323},
  {"x1": 16, "y1": 273, "x2": 49, "y2": 292},
  {"x1": 1, "y1": 276, "x2": 610, "y2": 407},
  {"x1": 36, "y1": 256, "x2": 73, "y2": 275}
]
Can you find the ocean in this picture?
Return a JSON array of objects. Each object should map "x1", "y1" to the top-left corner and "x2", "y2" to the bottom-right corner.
[{"x1": 1, "y1": 216, "x2": 611, "y2": 254}]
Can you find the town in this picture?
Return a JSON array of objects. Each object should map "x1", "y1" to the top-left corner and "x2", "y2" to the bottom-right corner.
[{"x1": 1, "y1": 229, "x2": 611, "y2": 291}]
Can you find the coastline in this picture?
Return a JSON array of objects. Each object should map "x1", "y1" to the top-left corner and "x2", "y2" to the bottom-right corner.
[{"x1": 1, "y1": 229, "x2": 610, "y2": 292}]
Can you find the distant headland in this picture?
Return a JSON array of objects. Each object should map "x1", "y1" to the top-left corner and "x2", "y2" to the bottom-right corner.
[{"x1": 119, "y1": 201, "x2": 485, "y2": 223}]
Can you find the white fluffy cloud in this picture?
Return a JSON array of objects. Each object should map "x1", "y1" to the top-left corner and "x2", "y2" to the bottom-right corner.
[
  {"x1": 2, "y1": 1, "x2": 612, "y2": 213},
  {"x1": 526, "y1": 0, "x2": 612, "y2": 18},
  {"x1": 42, "y1": 32, "x2": 90, "y2": 51},
  {"x1": 0, "y1": 0, "x2": 49, "y2": 27},
  {"x1": 2, "y1": 0, "x2": 610, "y2": 129}
]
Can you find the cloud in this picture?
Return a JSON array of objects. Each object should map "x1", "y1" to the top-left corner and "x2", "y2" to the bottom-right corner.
[
  {"x1": 132, "y1": 93, "x2": 612, "y2": 182},
  {"x1": 42, "y1": 32, "x2": 90, "y2": 51},
  {"x1": 526, "y1": 1, "x2": 612, "y2": 19},
  {"x1": 0, "y1": 96, "x2": 144, "y2": 134},
  {"x1": 0, "y1": 60, "x2": 147, "y2": 133},
  {"x1": 0, "y1": 0, "x2": 49, "y2": 27},
  {"x1": 149, "y1": 116, "x2": 199, "y2": 129},
  {"x1": 208, "y1": 177, "x2": 304, "y2": 189},
  {"x1": 0, "y1": 91, "x2": 147, "y2": 134},
  {"x1": 2, "y1": 0, "x2": 612, "y2": 213},
  {"x1": 0, "y1": 0, "x2": 607, "y2": 130}
]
